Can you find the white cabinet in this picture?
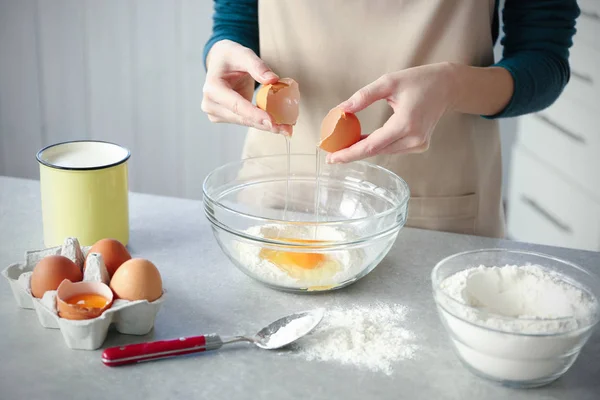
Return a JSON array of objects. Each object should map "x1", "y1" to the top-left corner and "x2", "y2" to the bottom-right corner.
[
  {"x1": 507, "y1": 147, "x2": 600, "y2": 251},
  {"x1": 506, "y1": 6, "x2": 600, "y2": 251},
  {"x1": 573, "y1": 0, "x2": 600, "y2": 52},
  {"x1": 517, "y1": 97, "x2": 599, "y2": 199}
]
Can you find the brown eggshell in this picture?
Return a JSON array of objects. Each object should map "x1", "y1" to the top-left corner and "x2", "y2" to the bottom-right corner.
[
  {"x1": 319, "y1": 107, "x2": 362, "y2": 153},
  {"x1": 30, "y1": 255, "x2": 83, "y2": 298},
  {"x1": 109, "y1": 258, "x2": 163, "y2": 302},
  {"x1": 256, "y1": 78, "x2": 300, "y2": 125},
  {"x1": 56, "y1": 280, "x2": 113, "y2": 320},
  {"x1": 85, "y1": 238, "x2": 131, "y2": 278}
]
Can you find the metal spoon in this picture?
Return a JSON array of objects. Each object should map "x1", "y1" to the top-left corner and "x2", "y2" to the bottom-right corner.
[{"x1": 101, "y1": 308, "x2": 325, "y2": 367}]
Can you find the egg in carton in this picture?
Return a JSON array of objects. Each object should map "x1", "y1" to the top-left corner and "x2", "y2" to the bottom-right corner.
[{"x1": 1, "y1": 237, "x2": 166, "y2": 350}]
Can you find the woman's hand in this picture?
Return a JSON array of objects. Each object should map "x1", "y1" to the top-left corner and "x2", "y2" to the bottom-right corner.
[
  {"x1": 202, "y1": 40, "x2": 293, "y2": 135},
  {"x1": 326, "y1": 62, "x2": 514, "y2": 164},
  {"x1": 326, "y1": 63, "x2": 456, "y2": 164}
]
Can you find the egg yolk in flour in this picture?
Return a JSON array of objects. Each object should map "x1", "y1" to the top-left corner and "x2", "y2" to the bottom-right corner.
[
  {"x1": 259, "y1": 237, "x2": 341, "y2": 280},
  {"x1": 262, "y1": 239, "x2": 326, "y2": 269}
]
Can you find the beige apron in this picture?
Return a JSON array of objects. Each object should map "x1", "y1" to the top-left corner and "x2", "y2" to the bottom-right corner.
[{"x1": 242, "y1": 0, "x2": 505, "y2": 238}]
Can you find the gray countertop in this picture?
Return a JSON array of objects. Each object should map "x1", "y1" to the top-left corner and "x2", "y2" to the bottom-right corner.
[{"x1": 1, "y1": 176, "x2": 599, "y2": 400}]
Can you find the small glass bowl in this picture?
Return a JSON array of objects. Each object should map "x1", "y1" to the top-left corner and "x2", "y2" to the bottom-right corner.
[
  {"x1": 202, "y1": 153, "x2": 410, "y2": 292},
  {"x1": 431, "y1": 249, "x2": 600, "y2": 388}
]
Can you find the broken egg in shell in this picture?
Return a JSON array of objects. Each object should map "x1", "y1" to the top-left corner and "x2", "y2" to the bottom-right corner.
[
  {"x1": 256, "y1": 78, "x2": 300, "y2": 126},
  {"x1": 319, "y1": 107, "x2": 362, "y2": 153},
  {"x1": 56, "y1": 280, "x2": 113, "y2": 320}
]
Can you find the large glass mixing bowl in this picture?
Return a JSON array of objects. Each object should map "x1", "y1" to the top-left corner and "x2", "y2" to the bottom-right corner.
[{"x1": 202, "y1": 153, "x2": 410, "y2": 292}]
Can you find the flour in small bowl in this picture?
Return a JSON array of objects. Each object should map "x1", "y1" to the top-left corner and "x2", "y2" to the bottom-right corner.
[
  {"x1": 290, "y1": 303, "x2": 419, "y2": 375},
  {"x1": 436, "y1": 263, "x2": 600, "y2": 384},
  {"x1": 439, "y1": 264, "x2": 598, "y2": 334}
]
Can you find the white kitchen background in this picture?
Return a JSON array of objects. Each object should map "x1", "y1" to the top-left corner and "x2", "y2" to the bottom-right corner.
[
  {"x1": 0, "y1": 0, "x2": 598, "y2": 252},
  {"x1": 0, "y1": 0, "x2": 247, "y2": 200}
]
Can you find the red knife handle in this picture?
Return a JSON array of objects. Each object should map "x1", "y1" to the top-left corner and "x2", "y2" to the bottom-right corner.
[{"x1": 101, "y1": 334, "x2": 223, "y2": 367}]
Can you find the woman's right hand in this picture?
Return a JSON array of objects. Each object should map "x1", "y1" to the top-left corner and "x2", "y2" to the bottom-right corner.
[{"x1": 201, "y1": 40, "x2": 292, "y2": 135}]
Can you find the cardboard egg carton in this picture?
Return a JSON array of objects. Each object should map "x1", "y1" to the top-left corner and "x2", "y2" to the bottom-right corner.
[{"x1": 1, "y1": 237, "x2": 166, "y2": 350}]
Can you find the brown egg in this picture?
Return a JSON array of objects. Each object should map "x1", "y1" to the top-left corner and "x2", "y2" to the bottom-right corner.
[
  {"x1": 319, "y1": 107, "x2": 361, "y2": 153},
  {"x1": 256, "y1": 78, "x2": 300, "y2": 125},
  {"x1": 85, "y1": 238, "x2": 131, "y2": 278},
  {"x1": 109, "y1": 258, "x2": 163, "y2": 302},
  {"x1": 30, "y1": 255, "x2": 83, "y2": 298},
  {"x1": 56, "y1": 280, "x2": 113, "y2": 320}
]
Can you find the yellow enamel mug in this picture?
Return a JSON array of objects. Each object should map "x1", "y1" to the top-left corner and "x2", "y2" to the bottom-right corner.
[{"x1": 36, "y1": 140, "x2": 130, "y2": 247}]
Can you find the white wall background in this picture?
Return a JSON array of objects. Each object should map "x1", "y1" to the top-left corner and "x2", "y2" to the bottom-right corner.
[
  {"x1": 0, "y1": 0, "x2": 517, "y2": 201},
  {"x1": 0, "y1": 0, "x2": 247, "y2": 200}
]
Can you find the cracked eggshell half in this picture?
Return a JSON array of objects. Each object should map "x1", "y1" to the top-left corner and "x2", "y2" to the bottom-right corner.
[
  {"x1": 56, "y1": 280, "x2": 113, "y2": 320},
  {"x1": 319, "y1": 107, "x2": 362, "y2": 153},
  {"x1": 256, "y1": 78, "x2": 300, "y2": 125}
]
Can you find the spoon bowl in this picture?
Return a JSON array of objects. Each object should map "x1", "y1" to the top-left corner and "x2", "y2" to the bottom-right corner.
[{"x1": 254, "y1": 308, "x2": 325, "y2": 349}]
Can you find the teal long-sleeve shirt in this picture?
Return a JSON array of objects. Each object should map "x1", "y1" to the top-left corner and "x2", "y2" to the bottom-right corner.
[{"x1": 203, "y1": 0, "x2": 580, "y2": 119}]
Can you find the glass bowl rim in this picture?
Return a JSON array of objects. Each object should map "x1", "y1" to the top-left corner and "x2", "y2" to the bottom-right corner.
[
  {"x1": 431, "y1": 248, "x2": 600, "y2": 337},
  {"x1": 202, "y1": 153, "x2": 411, "y2": 226}
]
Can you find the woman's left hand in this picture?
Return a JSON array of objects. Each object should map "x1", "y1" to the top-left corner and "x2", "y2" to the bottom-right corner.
[{"x1": 326, "y1": 62, "x2": 458, "y2": 164}]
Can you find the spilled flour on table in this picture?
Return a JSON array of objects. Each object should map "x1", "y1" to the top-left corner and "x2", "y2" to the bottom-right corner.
[{"x1": 290, "y1": 302, "x2": 419, "y2": 375}]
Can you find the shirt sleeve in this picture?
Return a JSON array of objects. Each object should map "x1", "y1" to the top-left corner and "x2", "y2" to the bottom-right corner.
[
  {"x1": 203, "y1": 0, "x2": 259, "y2": 70},
  {"x1": 486, "y1": 0, "x2": 581, "y2": 119}
]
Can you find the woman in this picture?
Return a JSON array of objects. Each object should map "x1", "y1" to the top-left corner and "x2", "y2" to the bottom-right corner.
[{"x1": 201, "y1": 0, "x2": 579, "y2": 238}]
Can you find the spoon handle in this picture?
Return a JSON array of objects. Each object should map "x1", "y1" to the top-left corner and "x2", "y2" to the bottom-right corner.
[{"x1": 101, "y1": 334, "x2": 223, "y2": 367}]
